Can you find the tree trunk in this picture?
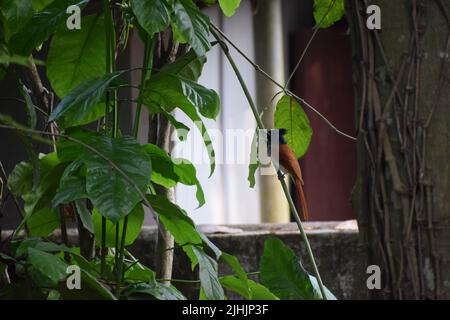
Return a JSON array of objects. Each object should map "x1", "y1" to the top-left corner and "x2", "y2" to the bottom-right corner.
[{"x1": 346, "y1": 0, "x2": 450, "y2": 299}]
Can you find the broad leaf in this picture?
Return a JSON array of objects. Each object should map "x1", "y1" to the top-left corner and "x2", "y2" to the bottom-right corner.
[
  {"x1": 47, "y1": 13, "x2": 106, "y2": 98},
  {"x1": 274, "y1": 95, "x2": 312, "y2": 158},
  {"x1": 220, "y1": 252, "x2": 250, "y2": 298},
  {"x1": 220, "y1": 276, "x2": 279, "y2": 300},
  {"x1": 143, "y1": 144, "x2": 205, "y2": 207},
  {"x1": 10, "y1": 0, "x2": 89, "y2": 55},
  {"x1": 192, "y1": 246, "x2": 224, "y2": 300},
  {"x1": 158, "y1": 49, "x2": 205, "y2": 81},
  {"x1": 1, "y1": 0, "x2": 34, "y2": 36},
  {"x1": 92, "y1": 204, "x2": 144, "y2": 247},
  {"x1": 81, "y1": 135, "x2": 151, "y2": 222},
  {"x1": 260, "y1": 237, "x2": 335, "y2": 300},
  {"x1": 313, "y1": 0, "x2": 345, "y2": 29},
  {"x1": 131, "y1": 0, "x2": 170, "y2": 36},
  {"x1": 27, "y1": 207, "x2": 59, "y2": 237},
  {"x1": 48, "y1": 71, "x2": 124, "y2": 129},
  {"x1": 146, "y1": 194, "x2": 202, "y2": 248},
  {"x1": 74, "y1": 199, "x2": 94, "y2": 233},
  {"x1": 52, "y1": 160, "x2": 87, "y2": 207},
  {"x1": 146, "y1": 73, "x2": 220, "y2": 119},
  {"x1": 27, "y1": 247, "x2": 68, "y2": 287},
  {"x1": 125, "y1": 282, "x2": 186, "y2": 300},
  {"x1": 171, "y1": 0, "x2": 211, "y2": 57},
  {"x1": 218, "y1": 0, "x2": 241, "y2": 17}
]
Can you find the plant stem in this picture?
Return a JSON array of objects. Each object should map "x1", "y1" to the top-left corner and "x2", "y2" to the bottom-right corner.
[
  {"x1": 211, "y1": 28, "x2": 328, "y2": 300},
  {"x1": 132, "y1": 35, "x2": 154, "y2": 137},
  {"x1": 210, "y1": 23, "x2": 356, "y2": 142}
]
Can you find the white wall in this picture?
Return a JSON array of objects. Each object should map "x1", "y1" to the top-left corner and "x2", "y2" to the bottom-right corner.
[{"x1": 174, "y1": 2, "x2": 261, "y2": 224}]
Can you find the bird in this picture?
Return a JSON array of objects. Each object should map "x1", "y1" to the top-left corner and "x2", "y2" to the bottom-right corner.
[{"x1": 267, "y1": 128, "x2": 309, "y2": 220}]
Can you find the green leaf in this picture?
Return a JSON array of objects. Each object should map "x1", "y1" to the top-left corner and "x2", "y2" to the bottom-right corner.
[
  {"x1": 147, "y1": 73, "x2": 220, "y2": 119},
  {"x1": 313, "y1": 0, "x2": 345, "y2": 29},
  {"x1": 274, "y1": 95, "x2": 312, "y2": 158},
  {"x1": 20, "y1": 85, "x2": 37, "y2": 129},
  {"x1": 10, "y1": 0, "x2": 89, "y2": 55},
  {"x1": 92, "y1": 204, "x2": 144, "y2": 247},
  {"x1": 32, "y1": 0, "x2": 55, "y2": 12},
  {"x1": 27, "y1": 247, "x2": 68, "y2": 287},
  {"x1": 47, "y1": 13, "x2": 106, "y2": 98},
  {"x1": 75, "y1": 199, "x2": 94, "y2": 234},
  {"x1": 52, "y1": 160, "x2": 87, "y2": 207},
  {"x1": 131, "y1": 0, "x2": 170, "y2": 36},
  {"x1": 125, "y1": 263, "x2": 156, "y2": 283},
  {"x1": 158, "y1": 49, "x2": 206, "y2": 81},
  {"x1": 57, "y1": 128, "x2": 102, "y2": 163},
  {"x1": 260, "y1": 237, "x2": 335, "y2": 300},
  {"x1": 27, "y1": 207, "x2": 60, "y2": 237},
  {"x1": 14, "y1": 237, "x2": 71, "y2": 258},
  {"x1": 143, "y1": 143, "x2": 205, "y2": 207},
  {"x1": 171, "y1": 0, "x2": 211, "y2": 57},
  {"x1": 146, "y1": 194, "x2": 202, "y2": 248},
  {"x1": 81, "y1": 135, "x2": 151, "y2": 222},
  {"x1": 1, "y1": 0, "x2": 34, "y2": 35},
  {"x1": 58, "y1": 269, "x2": 117, "y2": 300},
  {"x1": 7, "y1": 160, "x2": 33, "y2": 196},
  {"x1": 220, "y1": 276, "x2": 279, "y2": 300},
  {"x1": 192, "y1": 246, "x2": 224, "y2": 300},
  {"x1": 218, "y1": 0, "x2": 241, "y2": 17},
  {"x1": 248, "y1": 129, "x2": 259, "y2": 188},
  {"x1": 124, "y1": 282, "x2": 186, "y2": 300},
  {"x1": 220, "y1": 252, "x2": 250, "y2": 298},
  {"x1": 48, "y1": 71, "x2": 124, "y2": 129}
]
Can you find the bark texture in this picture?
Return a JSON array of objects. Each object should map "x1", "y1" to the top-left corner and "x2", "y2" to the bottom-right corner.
[{"x1": 346, "y1": 0, "x2": 450, "y2": 299}]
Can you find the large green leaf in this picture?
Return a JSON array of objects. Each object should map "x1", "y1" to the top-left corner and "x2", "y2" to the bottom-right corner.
[
  {"x1": 220, "y1": 276, "x2": 279, "y2": 300},
  {"x1": 274, "y1": 95, "x2": 312, "y2": 158},
  {"x1": 10, "y1": 0, "x2": 89, "y2": 55},
  {"x1": 10, "y1": 153, "x2": 66, "y2": 218},
  {"x1": 125, "y1": 282, "x2": 186, "y2": 300},
  {"x1": 192, "y1": 246, "x2": 224, "y2": 300},
  {"x1": 27, "y1": 207, "x2": 60, "y2": 237},
  {"x1": 81, "y1": 135, "x2": 151, "y2": 222},
  {"x1": 313, "y1": 0, "x2": 345, "y2": 29},
  {"x1": 131, "y1": 0, "x2": 170, "y2": 36},
  {"x1": 260, "y1": 237, "x2": 335, "y2": 300},
  {"x1": 52, "y1": 160, "x2": 87, "y2": 207},
  {"x1": 143, "y1": 144, "x2": 205, "y2": 207},
  {"x1": 171, "y1": 0, "x2": 211, "y2": 57},
  {"x1": 1, "y1": 0, "x2": 34, "y2": 38},
  {"x1": 146, "y1": 73, "x2": 220, "y2": 119},
  {"x1": 48, "y1": 71, "x2": 124, "y2": 129},
  {"x1": 47, "y1": 13, "x2": 105, "y2": 98},
  {"x1": 92, "y1": 204, "x2": 144, "y2": 247},
  {"x1": 220, "y1": 252, "x2": 250, "y2": 298},
  {"x1": 146, "y1": 194, "x2": 202, "y2": 248},
  {"x1": 27, "y1": 247, "x2": 68, "y2": 287},
  {"x1": 7, "y1": 160, "x2": 33, "y2": 196},
  {"x1": 218, "y1": 0, "x2": 241, "y2": 17},
  {"x1": 157, "y1": 49, "x2": 206, "y2": 81}
]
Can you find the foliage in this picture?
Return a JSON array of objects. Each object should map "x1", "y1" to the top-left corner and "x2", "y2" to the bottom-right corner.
[
  {"x1": 274, "y1": 94, "x2": 312, "y2": 158},
  {"x1": 313, "y1": 0, "x2": 345, "y2": 29},
  {"x1": 0, "y1": 0, "x2": 334, "y2": 301}
]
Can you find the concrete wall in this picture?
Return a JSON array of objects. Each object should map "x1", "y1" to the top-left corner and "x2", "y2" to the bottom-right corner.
[{"x1": 129, "y1": 222, "x2": 370, "y2": 299}]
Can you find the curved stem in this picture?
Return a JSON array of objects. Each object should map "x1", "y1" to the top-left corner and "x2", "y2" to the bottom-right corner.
[{"x1": 211, "y1": 28, "x2": 328, "y2": 300}]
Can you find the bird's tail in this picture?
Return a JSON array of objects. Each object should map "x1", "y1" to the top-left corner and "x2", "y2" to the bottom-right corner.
[{"x1": 294, "y1": 178, "x2": 309, "y2": 221}]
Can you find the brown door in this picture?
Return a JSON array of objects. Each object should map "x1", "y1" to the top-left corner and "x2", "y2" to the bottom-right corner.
[{"x1": 290, "y1": 23, "x2": 356, "y2": 221}]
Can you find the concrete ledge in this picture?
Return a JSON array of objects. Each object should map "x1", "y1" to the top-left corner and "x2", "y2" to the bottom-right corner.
[
  {"x1": 129, "y1": 221, "x2": 370, "y2": 299},
  {"x1": 1, "y1": 221, "x2": 370, "y2": 299}
]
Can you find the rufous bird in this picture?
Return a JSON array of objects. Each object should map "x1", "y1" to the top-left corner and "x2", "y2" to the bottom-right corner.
[{"x1": 267, "y1": 128, "x2": 309, "y2": 220}]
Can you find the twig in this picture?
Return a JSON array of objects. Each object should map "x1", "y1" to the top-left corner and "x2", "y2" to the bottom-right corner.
[
  {"x1": 211, "y1": 28, "x2": 328, "y2": 300},
  {"x1": 210, "y1": 23, "x2": 356, "y2": 142}
]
